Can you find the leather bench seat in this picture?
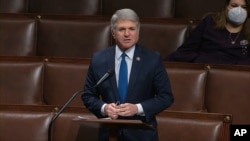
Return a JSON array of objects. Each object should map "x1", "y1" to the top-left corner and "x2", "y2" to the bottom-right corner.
[
  {"x1": 205, "y1": 64, "x2": 250, "y2": 124},
  {"x1": 36, "y1": 16, "x2": 111, "y2": 58},
  {"x1": 1, "y1": 0, "x2": 226, "y2": 20},
  {"x1": 157, "y1": 111, "x2": 232, "y2": 141},
  {"x1": 51, "y1": 107, "x2": 96, "y2": 141},
  {"x1": 0, "y1": 14, "x2": 37, "y2": 56},
  {"x1": 1, "y1": 56, "x2": 249, "y2": 125},
  {"x1": 1, "y1": 56, "x2": 250, "y2": 141},
  {"x1": 0, "y1": 59, "x2": 44, "y2": 105},
  {"x1": 138, "y1": 18, "x2": 189, "y2": 59},
  {"x1": 43, "y1": 58, "x2": 90, "y2": 106},
  {"x1": 0, "y1": 0, "x2": 28, "y2": 13},
  {"x1": 0, "y1": 104, "x2": 232, "y2": 141},
  {"x1": 165, "y1": 62, "x2": 207, "y2": 111},
  {"x1": 0, "y1": 13, "x2": 194, "y2": 58},
  {"x1": 0, "y1": 105, "x2": 54, "y2": 141},
  {"x1": 28, "y1": 0, "x2": 101, "y2": 15},
  {"x1": 101, "y1": 0, "x2": 174, "y2": 18}
]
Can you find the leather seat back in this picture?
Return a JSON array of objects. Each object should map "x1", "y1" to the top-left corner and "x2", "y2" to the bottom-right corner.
[
  {"x1": 43, "y1": 58, "x2": 90, "y2": 107},
  {"x1": 157, "y1": 111, "x2": 232, "y2": 141},
  {"x1": 205, "y1": 65, "x2": 250, "y2": 124},
  {"x1": 0, "y1": 105, "x2": 54, "y2": 141},
  {"x1": 0, "y1": 0, "x2": 28, "y2": 13},
  {"x1": 102, "y1": 0, "x2": 175, "y2": 18},
  {"x1": 165, "y1": 62, "x2": 208, "y2": 111},
  {"x1": 28, "y1": 0, "x2": 101, "y2": 15},
  {"x1": 138, "y1": 19, "x2": 189, "y2": 59},
  {"x1": 0, "y1": 14, "x2": 37, "y2": 56},
  {"x1": 37, "y1": 16, "x2": 110, "y2": 58},
  {"x1": 0, "y1": 59, "x2": 44, "y2": 105}
]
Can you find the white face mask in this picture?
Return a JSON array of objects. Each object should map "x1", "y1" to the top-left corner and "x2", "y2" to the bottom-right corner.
[{"x1": 227, "y1": 6, "x2": 247, "y2": 25}]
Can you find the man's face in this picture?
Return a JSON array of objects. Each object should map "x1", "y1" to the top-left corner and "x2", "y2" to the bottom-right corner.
[{"x1": 112, "y1": 20, "x2": 139, "y2": 51}]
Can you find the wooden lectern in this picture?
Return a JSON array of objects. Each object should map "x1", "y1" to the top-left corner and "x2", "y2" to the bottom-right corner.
[{"x1": 72, "y1": 117, "x2": 155, "y2": 141}]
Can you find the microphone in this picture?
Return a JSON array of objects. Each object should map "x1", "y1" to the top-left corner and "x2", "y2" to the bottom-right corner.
[
  {"x1": 48, "y1": 69, "x2": 114, "y2": 141},
  {"x1": 93, "y1": 69, "x2": 115, "y2": 88}
]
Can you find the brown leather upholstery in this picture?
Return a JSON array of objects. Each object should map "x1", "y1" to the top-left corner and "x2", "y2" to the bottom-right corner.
[
  {"x1": 0, "y1": 59, "x2": 44, "y2": 105},
  {"x1": 0, "y1": 105, "x2": 54, "y2": 141},
  {"x1": 102, "y1": 0, "x2": 174, "y2": 18},
  {"x1": 37, "y1": 16, "x2": 110, "y2": 58},
  {"x1": 1, "y1": 0, "x2": 229, "y2": 20},
  {"x1": 138, "y1": 19, "x2": 189, "y2": 59},
  {"x1": 0, "y1": 13, "x2": 197, "y2": 58},
  {"x1": 53, "y1": 107, "x2": 232, "y2": 141},
  {"x1": 0, "y1": 104, "x2": 232, "y2": 141},
  {"x1": 0, "y1": 14, "x2": 37, "y2": 56},
  {"x1": 165, "y1": 62, "x2": 207, "y2": 111},
  {"x1": 28, "y1": 0, "x2": 101, "y2": 15},
  {"x1": 205, "y1": 64, "x2": 250, "y2": 124},
  {"x1": 0, "y1": 2, "x2": 247, "y2": 140},
  {"x1": 0, "y1": 0, "x2": 28, "y2": 13},
  {"x1": 52, "y1": 107, "x2": 97, "y2": 141},
  {"x1": 1, "y1": 56, "x2": 245, "y2": 141},
  {"x1": 1, "y1": 56, "x2": 250, "y2": 126},
  {"x1": 157, "y1": 111, "x2": 232, "y2": 141},
  {"x1": 43, "y1": 58, "x2": 90, "y2": 107},
  {"x1": 175, "y1": 0, "x2": 224, "y2": 19}
]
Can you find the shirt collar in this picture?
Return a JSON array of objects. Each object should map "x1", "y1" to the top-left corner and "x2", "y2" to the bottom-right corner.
[{"x1": 115, "y1": 45, "x2": 135, "y2": 60}]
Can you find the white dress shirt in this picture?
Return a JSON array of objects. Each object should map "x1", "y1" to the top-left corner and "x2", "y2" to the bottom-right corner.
[{"x1": 101, "y1": 45, "x2": 144, "y2": 116}]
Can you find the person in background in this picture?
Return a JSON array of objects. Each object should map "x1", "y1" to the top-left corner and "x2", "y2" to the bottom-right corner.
[
  {"x1": 166, "y1": 0, "x2": 250, "y2": 65},
  {"x1": 82, "y1": 8, "x2": 174, "y2": 141}
]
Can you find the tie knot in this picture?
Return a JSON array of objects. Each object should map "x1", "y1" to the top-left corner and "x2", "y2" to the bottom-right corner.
[{"x1": 121, "y1": 53, "x2": 126, "y2": 60}]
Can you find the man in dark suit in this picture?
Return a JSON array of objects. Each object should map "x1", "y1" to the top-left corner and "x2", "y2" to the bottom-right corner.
[{"x1": 82, "y1": 8, "x2": 174, "y2": 141}]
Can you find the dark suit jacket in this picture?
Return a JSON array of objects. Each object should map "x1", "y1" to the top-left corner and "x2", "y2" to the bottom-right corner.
[{"x1": 82, "y1": 44, "x2": 174, "y2": 141}]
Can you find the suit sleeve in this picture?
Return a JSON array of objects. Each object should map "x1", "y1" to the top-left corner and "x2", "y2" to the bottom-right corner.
[
  {"x1": 81, "y1": 58, "x2": 107, "y2": 118},
  {"x1": 141, "y1": 55, "x2": 174, "y2": 122}
]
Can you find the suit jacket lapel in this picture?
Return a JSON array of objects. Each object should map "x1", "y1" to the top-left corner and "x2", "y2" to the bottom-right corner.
[
  {"x1": 105, "y1": 46, "x2": 120, "y2": 102},
  {"x1": 105, "y1": 45, "x2": 143, "y2": 103},
  {"x1": 127, "y1": 45, "x2": 142, "y2": 99}
]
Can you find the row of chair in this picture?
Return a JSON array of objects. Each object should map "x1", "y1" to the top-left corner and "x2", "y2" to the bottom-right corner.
[
  {"x1": 0, "y1": 2, "x2": 249, "y2": 140},
  {"x1": 1, "y1": 56, "x2": 249, "y2": 124},
  {"x1": 0, "y1": 104, "x2": 232, "y2": 141},
  {"x1": 0, "y1": 13, "x2": 199, "y2": 59},
  {"x1": 2, "y1": 56, "x2": 246, "y2": 141},
  {"x1": 1, "y1": 0, "x2": 224, "y2": 19}
]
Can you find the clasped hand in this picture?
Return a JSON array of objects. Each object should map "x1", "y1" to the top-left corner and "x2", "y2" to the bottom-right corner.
[{"x1": 104, "y1": 103, "x2": 138, "y2": 119}]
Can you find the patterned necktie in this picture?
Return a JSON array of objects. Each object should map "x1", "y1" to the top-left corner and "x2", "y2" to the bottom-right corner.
[{"x1": 118, "y1": 53, "x2": 128, "y2": 103}]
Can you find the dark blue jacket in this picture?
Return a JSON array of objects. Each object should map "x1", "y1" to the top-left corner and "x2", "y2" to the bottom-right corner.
[{"x1": 82, "y1": 44, "x2": 174, "y2": 141}]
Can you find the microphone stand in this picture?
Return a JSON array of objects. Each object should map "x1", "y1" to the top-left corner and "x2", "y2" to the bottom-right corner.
[
  {"x1": 47, "y1": 69, "x2": 114, "y2": 141},
  {"x1": 48, "y1": 89, "x2": 84, "y2": 141}
]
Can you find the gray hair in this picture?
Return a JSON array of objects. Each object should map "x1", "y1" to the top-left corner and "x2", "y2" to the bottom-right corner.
[{"x1": 110, "y1": 8, "x2": 140, "y2": 31}]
